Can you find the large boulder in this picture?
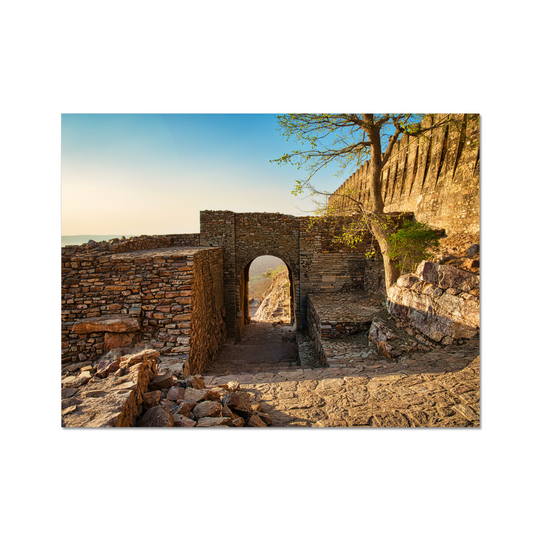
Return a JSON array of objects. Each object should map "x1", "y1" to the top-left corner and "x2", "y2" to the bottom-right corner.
[{"x1": 388, "y1": 261, "x2": 479, "y2": 343}]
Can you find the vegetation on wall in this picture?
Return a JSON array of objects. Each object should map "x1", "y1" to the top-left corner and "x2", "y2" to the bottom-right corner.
[{"x1": 272, "y1": 114, "x2": 476, "y2": 293}]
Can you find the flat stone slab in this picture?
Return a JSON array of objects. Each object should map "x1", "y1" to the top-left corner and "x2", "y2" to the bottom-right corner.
[
  {"x1": 309, "y1": 293, "x2": 385, "y2": 324},
  {"x1": 72, "y1": 315, "x2": 141, "y2": 334}
]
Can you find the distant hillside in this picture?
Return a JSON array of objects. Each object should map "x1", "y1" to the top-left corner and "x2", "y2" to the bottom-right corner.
[{"x1": 249, "y1": 255, "x2": 285, "y2": 279}]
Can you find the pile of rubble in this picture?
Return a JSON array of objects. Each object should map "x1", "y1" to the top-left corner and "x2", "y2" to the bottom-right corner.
[
  {"x1": 61, "y1": 344, "x2": 273, "y2": 428},
  {"x1": 137, "y1": 374, "x2": 273, "y2": 427}
]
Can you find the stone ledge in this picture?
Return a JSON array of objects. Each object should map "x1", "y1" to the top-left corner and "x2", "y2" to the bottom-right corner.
[{"x1": 72, "y1": 315, "x2": 141, "y2": 334}]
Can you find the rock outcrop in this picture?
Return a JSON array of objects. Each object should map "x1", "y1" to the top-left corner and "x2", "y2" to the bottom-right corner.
[
  {"x1": 252, "y1": 269, "x2": 291, "y2": 323},
  {"x1": 387, "y1": 260, "x2": 479, "y2": 344}
]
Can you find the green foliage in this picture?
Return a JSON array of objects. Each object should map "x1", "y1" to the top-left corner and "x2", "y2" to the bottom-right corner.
[{"x1": 387, "y1": 221, "x2": 440, "y2": 274}]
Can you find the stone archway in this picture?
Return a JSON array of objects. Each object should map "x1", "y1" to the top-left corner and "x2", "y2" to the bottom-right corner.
[
  {"x1": 240, "y1": 255, "x2": 297, "y2": 330},
  {"x1": 199, "y1": 210, "x2": 373, "y2": 340}
]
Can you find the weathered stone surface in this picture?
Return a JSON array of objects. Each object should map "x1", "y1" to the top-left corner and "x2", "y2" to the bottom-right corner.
[
  {"x1": 142, "y1": 390, "x2": 162, "y2": 409},
  {"x1": 416, "y1": 261, "x2": 479, "y2": 293},
  {"x1": 223, "y1": 391, "x2": 251, "y2": 412},
  {"x1": 184, "y1": 387, "x2": 210, "y2": 402},
  {"x1": 176, "y1": 401, "x2": 192, "y2": 417},
  {"x1": 388, "y1": 261, "x2": 479, "y2": 343},
  {"x1": 173, "y1": 414, "x2": 197, "y2": 427},
  {"x1": 63, "y1": 371, "x2": 92, "y2": 388},
  {"x1": 61, "y1": 387, "x2": 78, "y2": 399},
  {"x1": 197, "y1": 417, "x2": 233, "y2": 427},
  {"x1": 73, "y1": 315, "x2": 141, "y2": 334},
  {"x1": 120, "y1": 349, "x2": 160, "y2": 369},
  {"x1": 166, "y1": 386, "x2": 184, "y2": 401},
  {"x1": 467, "y1": 244, "x2": 479, "y2": 257},
  {"x1": 63, "y1": 353, "x2": 158, "y2": 427},
  {"x1": 248, "y1": 414, "x2": 268, "y2": 427},
  {"x1": 192, "y1": 401, "x2": 222, "y2": 420},
  {"x1": 138, "y1": 406, "x2": 174, "y2": 427},
  {"x1": 227, "y1": 380, "x2": 240, "y2": 391},
  {"x1": 148, "y1": 373, "x2": 174, "y2": 391},
  {"x1": 258, "y1": 412, "x2": 273, "y2": 426},
  {"x1": 186, "y1": 376, "x2": 205, "y2": 389},
  {"x1": 104, "y1": 332, "x2": 135, "y2": 352},
  {"x1": 232, "y1": 417, "x2": 245, "y2": 427}
]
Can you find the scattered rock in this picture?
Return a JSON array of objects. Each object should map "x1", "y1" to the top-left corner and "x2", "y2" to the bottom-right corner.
[
  {"x1": 142, "y1": 390, "x2": 162, "y2": 409},
  {"x1": 176, "y1": 402, "x2": 192, "y2": 417},
  {"x1": 248, "y1": 414, "x2": 268, "y2": 427},
  {"x1": 184, "y1": 387, "x2": 210, "y2": 402},
  {"x1": 467, "y1": 244, "x2": 479, "y2": 257},
  {"x1": 61, "y1": 388, "x2": 78, "y2": 399},
  {"x1": 186, "y1": 376, "x2": 205, "y2": 389},
  {"x1": 173, "y1": 414, "x2": 197, "y2": 427},
  {"x1": 138, "y1": 406, "x2": 174, "y2": 427},
  {"x1": 167, "y1": 386, "x2": 185, "y2": 401},
  {"x1": 197, "y1": 417, "x2": 234, "y2": 427},
  {"x1": 192, "y1": 401, "x2": 222, "y2": 420},
  {"x1": 148, "y1": 373, "x2": 175, "y2": 391},
  {"x1": 223, "y1": 391, "x2": 251, "y2": 413}
]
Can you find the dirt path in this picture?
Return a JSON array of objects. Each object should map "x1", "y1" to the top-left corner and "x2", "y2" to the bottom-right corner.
[{"x1": 202, "y1": 322, "x2": 480, "y2": 428}]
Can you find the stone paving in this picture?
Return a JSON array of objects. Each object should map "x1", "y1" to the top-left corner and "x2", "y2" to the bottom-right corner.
[{"x1": 202, "y1": 321, "x2": 480, "y2": 427}]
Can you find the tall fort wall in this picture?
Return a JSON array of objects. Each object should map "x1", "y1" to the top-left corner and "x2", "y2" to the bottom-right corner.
[{"x1": 328, "y1": 114, "x2": 480, "y2": 235}]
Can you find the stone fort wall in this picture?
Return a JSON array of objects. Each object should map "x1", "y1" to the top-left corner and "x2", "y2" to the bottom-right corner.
[
  {"x1": 62, "y1": 237, "x2": 226, "y2": 375},
  {"x1": 328, "y1": 114, "x2": 480, "y2": 236},
  {"x1": 200, "y1": 211, "x2": 379, "y2": 337}
]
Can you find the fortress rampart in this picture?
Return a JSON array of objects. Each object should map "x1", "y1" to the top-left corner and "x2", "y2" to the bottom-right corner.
[{"x1": 328, "y1": 114, "x2": 480, "y2": 235}]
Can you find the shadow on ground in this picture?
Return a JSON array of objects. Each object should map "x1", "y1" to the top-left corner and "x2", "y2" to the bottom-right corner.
[{"x1": 202, "y1": 322, "x2": 480, "y2": 428}]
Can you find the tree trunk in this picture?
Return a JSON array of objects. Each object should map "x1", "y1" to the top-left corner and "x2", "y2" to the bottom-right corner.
[
  {"x1": 370, "y1": 218, "x2": 401, "y2": 294},
  {"x1": 366, "y1": 124, "x2": 401, "y2": 294}
]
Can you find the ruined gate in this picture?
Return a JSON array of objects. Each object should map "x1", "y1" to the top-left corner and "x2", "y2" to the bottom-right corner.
[{"x1": 199, "y1": 210, "x2": 376, "y2": 340}]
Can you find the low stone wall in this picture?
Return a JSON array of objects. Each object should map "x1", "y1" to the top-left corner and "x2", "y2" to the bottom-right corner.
[
  {"x1": 387, "y1": 261, "x2": 479, "y2": 344},
  {"x1": 62, "y1": 233, "x2": 200, "y2": 257},
  {"x1": 62, "y1": 245, "x2": 226, "y2": 374},
  {"x1": 306, "y1": 293, "x2": 384, "y2": 365}
]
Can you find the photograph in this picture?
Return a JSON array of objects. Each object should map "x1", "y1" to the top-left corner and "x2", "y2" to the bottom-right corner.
[{"x1": 61, "y1": 113, "x2": 480, "y2": 428}]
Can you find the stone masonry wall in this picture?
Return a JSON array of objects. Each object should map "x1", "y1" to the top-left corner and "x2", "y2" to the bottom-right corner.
[
  {"x1": 188, "y1": 248, "x2": 227, "y2": 374},
  {"x1": 200, "y1": 211, "x2": 379, "y2": 337},
  {"x1": 234, "y1": 213, "x2": 300, "y2": 336},
  {"x1": 328, "y1": 114, "x2": 480, "y2": 236},
  {"x1": 63, "y1": 233, "x2": 200, "y2": 256},
  {"x1": 62, "y1": 242, "x2": 225, "y2": 375},
  {"x1": 200, "y1": 211, "x2": 237, "y2": 335}
]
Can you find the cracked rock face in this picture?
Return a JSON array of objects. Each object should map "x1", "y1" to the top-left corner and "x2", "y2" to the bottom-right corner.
[{"x1": 387, "y1": 261, "x2": 479, "y2": 343}]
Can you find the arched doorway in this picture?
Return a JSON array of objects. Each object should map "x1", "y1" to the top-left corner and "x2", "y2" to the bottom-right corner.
[{"x1": 237, "y1": 254, "x2": 296, "y2": 340}]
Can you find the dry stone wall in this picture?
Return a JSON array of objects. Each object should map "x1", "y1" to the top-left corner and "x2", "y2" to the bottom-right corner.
[
  {"x1": 328, "y1": 114, "x2": 480, "y2": 236},
  {"x1": 62, "y1": 236, "x2": 226, "y2": 375}
]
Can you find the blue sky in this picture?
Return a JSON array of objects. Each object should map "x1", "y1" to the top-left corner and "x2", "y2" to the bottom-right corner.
[{"x1": 62, "y1": 114, "x2": 348, "y2": 235}]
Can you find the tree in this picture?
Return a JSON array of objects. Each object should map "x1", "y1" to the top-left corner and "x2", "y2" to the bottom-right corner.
[{"x1": 272, "y1": 113, "x2": 464, "y2": 293}]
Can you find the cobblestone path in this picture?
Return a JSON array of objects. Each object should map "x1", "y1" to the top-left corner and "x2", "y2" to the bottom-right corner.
[{"x1": 203, "y1": 322, "x2": 480, "y2": 427}]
